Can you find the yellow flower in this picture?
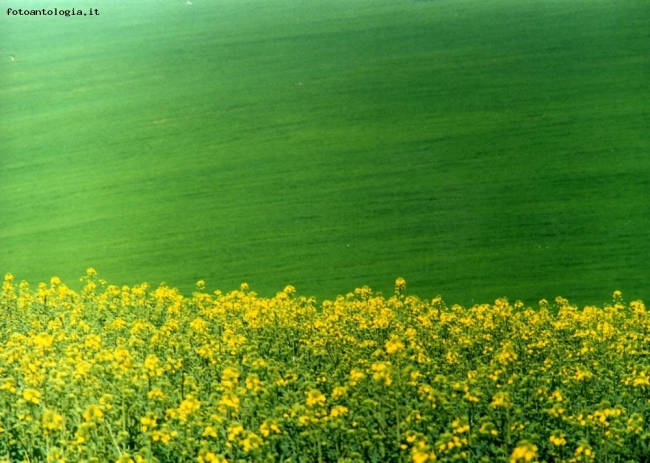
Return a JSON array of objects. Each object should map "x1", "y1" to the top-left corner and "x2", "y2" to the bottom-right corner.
[
  {"x1": 626, "y1": 413, "x2": 643, "y2": 434},
  {"x1": 202, "y1": 425, "x2": 218, "y2": 438},
  {"x1": 140, "y1": 415, "x2": 157, "y2": 432},
  {"x1": 632, "y1": 373, "x2": 650, "y2": 387},
  {"x1": 490, "y1": 392, "x2": 512, "y2": 409},
  {"x1": 385, "y1": 335, "x2": 405, "y2": 355},
  {"x1": 331, "y1": 386, "x2": 347, "y2": 399},
  {"x1": 227, "y1": 424, "x2": 244, "y2": 441},
  {"x1": 411, "y1": 440, "x2": 435, "y2": 463},
  {"x1": 144, "y1": 354, "x2": 163, "y2": 376},
  {"x1": 152, "y1": 431, "x2": 175, "y2": 444},
  {"x1": 178, "y1": 395, "x2": 201, "y2": 420},
  {"x1": 42, "y1": 410, "x2": 64, "y2": 431},
  {"x1": 190, "y1": 317, "x2": 207, "y2": 333},
  {"x1": 549, "y1": 431, "x2": 566, "y2": 447},
  {"x1": 198, "y1": 452, "x2": 227, "y2": 463},
  {"x1": 83, "y1": 405, "x2": 104, "y2": 422},
  {"x1": 371, "y1": 362, "x2": 392, "y2": 386},
  {"x1": 350, "y1": 369, "x2": 365, "y2": 386},
  {"x1": 241, "y1": 433, "x2": 262, "y2": 452},
  {"x1": 496, "y1": 342, "x2": 518, "y2": 365},
  {"x1": 147, "y1": 388, "x2": 165, "y2": 400},
  {"x1": 260, "y1": 420, "x2": 281, "y2": 437},
  {"x1": 575, "y1": 441, "x2": 593, "y2": 457},
  {"x1": 451, "y1": 418, "x2": 470, "y2": 434},
  {"x1": 329, "y1": 405, "x2": 348, "y2": 418},
  {"x1": 1, "y1": 381, "x2": 16, "y2": 394},
  {"x1": 219, "y1": 392, "x2": 240, "y2": 410},
  {"x1": 395, "y1": 277, "x2": 407, "y2": 295},
  {"x1": 510, "y1": 442, "x2": 538, "y2": 462},
  {"x1": 84, "y1": 334, "x2": 102, "y2": 350},
  {"x1": 245, "y1": 374, "x2": 263, "y2": 393},
  {"x1": 23, "y1": 389, "x2": 40, "y2": 405},
  {"x1": 221, "y1": 367, "x2": 240, "y2": 389},
  {"x1": 99, "y1": 394, "x2": 113, "y2": 411},
  {"x1": 33, "y1": 333, "x2": 53, "y2": 348},
  {"x1": 305, "y1": 389, "x2": 326, "y2": 407}
]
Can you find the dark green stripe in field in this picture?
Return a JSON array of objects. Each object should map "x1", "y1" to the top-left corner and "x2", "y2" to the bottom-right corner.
[{"x1": 1, "y1": 0, "x2": 649, "y2": 306}]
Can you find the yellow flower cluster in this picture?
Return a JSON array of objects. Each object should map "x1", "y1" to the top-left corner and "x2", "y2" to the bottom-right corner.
[{"x1": 0, "y1": 272, "x2": 648, "y2": 462}]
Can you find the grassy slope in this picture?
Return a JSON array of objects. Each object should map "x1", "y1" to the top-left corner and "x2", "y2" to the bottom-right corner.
[{"x1": 1, "y1": 0, "x2": 649, "y2": 305}]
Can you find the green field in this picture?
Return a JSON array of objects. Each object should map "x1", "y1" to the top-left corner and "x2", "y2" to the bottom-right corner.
[{"x1": 1, "y1": 0, "x2": 648, "y2": 306}]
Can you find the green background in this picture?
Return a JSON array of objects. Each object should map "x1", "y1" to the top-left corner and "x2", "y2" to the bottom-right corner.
[{"x1": 1, "y1": 0, "x2": 648, "y2": 306}]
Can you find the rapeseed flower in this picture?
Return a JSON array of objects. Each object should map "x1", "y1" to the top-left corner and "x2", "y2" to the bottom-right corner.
[
  {"x1": 3, "y1": 273, "x2": 650, "y2": 461},
  {"x1": 260, "y1": 420, "x2": 280, "y2": 437},
  {"x1": 490, "y1": 391, "x2": 512, "y2": 409},
  {"x1": 329, "y1": 405, "x2": 348, "y2": 418},
  {"x1": 42, "y1": 410, "x2": 64, "y2": 432},
  {"x1": 510, "y1": 442, "x2": 538, "y2": 462},
  {"x1": 549, "y1": 431, "x2": 566, "y2": 446},
  {"x1": 83, "y1": 404, "x2": 104, "y2": 422},
  {"x1": 371, "y1": 361, "x2": 392, "y2": 386},
  {"x1": 305, "y1": 389, "x2": 326, "y2": 407},
  {"x1": 140, "y1": 415, "x2": 157, "y2": 432},
  {"x1": 178, "y1": 395, "x2": 201, "y2": 420},
  {"x1": 395, "y1": 277, "x2": 406, "y2": 295},
  {"x1": 147, "y1": 388, "x2": 165, "y2": 400},
  {"x1": 22, "y1": 388, "x2": 40, "y2": 404},
  {"x1": 411, "y1": 439, "x2": 436, "y2": 463},
  {"x1": 349, "y1": 369, "x2": 365, "y2": 385},
  {"x1": 33, "y1": 333, "x2": 53, "y2": 348},
  {"x1": 385, "y1": 335, "x2": 405, "y2": 355},
  {"x1": 219, "y1": 392, "x2": 240, "y2": 411},
  {"x1": 227, "y1": 424, "x2": 244, "y2": 441}
]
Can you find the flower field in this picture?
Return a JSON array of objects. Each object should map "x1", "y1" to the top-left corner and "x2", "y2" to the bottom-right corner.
[{"x1": 1, "y1": 270, "x2": 649, "y2": 463}]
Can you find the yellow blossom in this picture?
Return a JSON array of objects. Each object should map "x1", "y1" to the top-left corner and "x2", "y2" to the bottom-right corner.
[
  {"x1": 42, "y1": 410, "x2": 64, "y2": 432},
  {"x1": 221, "y1": 367, "x2": 240, "y2": 389},
  {"x1": 260, "y1": 420, "x2": 281, "y2": 437},
  {"x1": 245, "y1": 374, "x2": 263, "y2": 393},
  {"x1": 202, "y1": 426, "x2": 218, "y2": 438},
  {"x1": 227, "y1": 424, "x2": 244, "y2": 441},
  {"x1": 178, "y1": 395, "x2": 201, "y2": 420},
  {"x1": 385, "y1": 335, "x2": 405, "y2": 355},
  {"x1": 23, "y1": 389, "x2": 40, "y2": 405},
  {"x1": 305, "y1": 389, "x2": 326, "y2": 407},
  {"x1": 83, "y1": 405, "x2": 104, "y2": 422},
  {"x1": 411, "y1": 440, "x2": 435, "y2": 463},
  {"x1": 490, "y1": 392, "x2": 512, "y2": 409},
  {"x1": 549, "y1": 431, "x2": 566, "y2": 447},
  {"x1": 510, "y1": 442, "x2": 537, "y2": 462},
  {"x1": 395, "y1": 277, "x2": 407, "y2": 295},
  {"x1": 350, "y1": 369, "x2": 365, "y2": 386},
  {"x1": 147, "y1": 388, "x2": 165, "y2": 400},
  {"x1": 371, "y1": 362, "x2": 392, "y2": 386},
  {"x1": 329, "y1": 405, "x2": 348, "y2": 418},
  {"x1": 331, "y1": 386, "x2": 347, "y2": 399},
  {"x1": 140, "y1": 415, "x2": 157, "y2": 432},
  {"x1": 33, "y1": 333, "x2": 53, "y2": 348},
  {"x1": 219, "y1": 392, "x2": 240, "y2": 411}
]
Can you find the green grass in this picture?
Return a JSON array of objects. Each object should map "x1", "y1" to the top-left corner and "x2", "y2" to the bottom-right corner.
[{"x1": 1, "y1": 0, "x2": 649, "y2": 306}]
